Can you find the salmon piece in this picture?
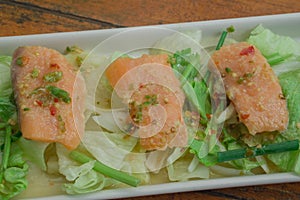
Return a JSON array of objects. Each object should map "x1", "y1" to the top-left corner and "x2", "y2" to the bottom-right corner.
[
  {"x1": 212, "y1": 42, "x2": 288, "y2": 134},
  {"x1": 105, "y1": 54, "x2": 187, "y2": 150},
  {"x1": 11, "y1": 46, "x2": 86, "y2": 150},
  {"x1": 105, "y1": 54, "x2": 170, "y2": 88}
]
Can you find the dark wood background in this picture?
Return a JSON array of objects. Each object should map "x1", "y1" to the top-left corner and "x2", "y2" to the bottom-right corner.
[{"x1": 1, "y1": 0, "x2": 300, "y2": 199}]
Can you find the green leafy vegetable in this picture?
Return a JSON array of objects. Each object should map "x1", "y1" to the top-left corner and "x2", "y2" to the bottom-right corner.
[
  {"x1": 0, "y1": 98, "x2": 16, "y2": 123},
  {"x1": 56, "y1": 144, "x2": 115, "y2": 194},
  {"x1": 168, "y1": 48, "x2": 210, "y2": 121},
  {"x1": 266, "y1": 53, "x2": 293, "y2": 66},
  {"x1": 266, "y1": 69, "x2": 300, "y2": 173},
  {"x1": 247, "y1": 24, "x2": 300, "y2": 65},
  {"x1": 189, "y1": 139, "x2": 219, "y2": 166},
  {"x1": 64, "y1": 167, "x2": 114, "y2": 195},
  {"x1": 279, "y1": 69, "x2": 300, "y2": 134},
  {"x1": 0, "y1": 128, "x2": 28, "y2": 200},
  {"x1": 18, "y1": 138, "x2": 50, "y2": 171},
  {"x1": 82, "y1": 131, "x2": 138, "y2": 170},
  {"x1": 218, "y1": 129, "x2": 261, "y2": 172},
  {"x1": 0, "y1": 55, "x2": 28, "y2": 199},
  {"x1": 168, "y1": 48, "x2": 199, "y2": 82},
  {"x1": 0, "y1": 56, "x2": 13, "y2": 99},
  {"x1": 193, "y1": 80, "x2": 210, "y2": 121},
  {"x1": 167, "y1": 154, "x2": 209, "y2": 181},
  {"x1": 0, "y1": 126, "x2": 12, "y2": 183}
]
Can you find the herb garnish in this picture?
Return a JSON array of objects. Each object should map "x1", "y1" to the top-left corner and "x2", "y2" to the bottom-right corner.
[
  {"x1": 43, "y1": 71, "x2": 63, "y2": 83},
  {"x1": 45, "y1": 85, "x2": 71, "y2": 103}
]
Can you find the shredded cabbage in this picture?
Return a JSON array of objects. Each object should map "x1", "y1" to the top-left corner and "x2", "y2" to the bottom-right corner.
[
  {"x1": 82, "y1": 131, "x2": 137, "y2": 170},
  {"x1": 167, "y1": 154, "x2": 209, "y2": 181},
  {"x1": 56, "y1": 144, "x2": 115, "y2": 194},
  {"x1": 18, "y1": 138, "x2": 50, "y2": 171}
]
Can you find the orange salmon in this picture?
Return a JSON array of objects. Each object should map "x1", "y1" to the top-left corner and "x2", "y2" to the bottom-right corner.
[
  {"x1": 212, "y1": 42, "x2": 288, "y2": 134},
  {"x1": 105, "y1": 54, "x2": 187, "y2": 150},
  {"x1": 11, "y1": 46, "x2": 85, "y2": 150}
]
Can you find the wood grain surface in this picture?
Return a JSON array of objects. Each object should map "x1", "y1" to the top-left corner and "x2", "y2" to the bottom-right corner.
[{"x1": 1, "y1": 0, "x2": 300, "y2": 200}]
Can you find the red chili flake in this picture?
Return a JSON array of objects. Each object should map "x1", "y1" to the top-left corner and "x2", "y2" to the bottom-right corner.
[
  {"x1": 50, "y1": 63, "x2": 60, "y2": 69},
  {"x1": 139, "y1": 84, "x2": 145, "y2": 89},
  {"x1": 240, "y1": 46, "x2": 255, "y2": 56},
  {"x1": 49, "y1": 105, "x2": 57, "y2": 116},
  {"x1": 35, "y1": 100, "x2": 43, "y2": 106},
  {"x1": 54, "y1": 98, "x2": 59, "y2": 103},
  {"x1": 206, "y1": 113, "x2": 212, "y2": 119},
  {"x1": 240, "y1": 113, "x2": 250, "y2": 120}
]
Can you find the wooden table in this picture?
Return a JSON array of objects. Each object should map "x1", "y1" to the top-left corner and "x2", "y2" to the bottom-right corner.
[{"x1": 1, "y1": 0, "x2": 300, "y2": 199}]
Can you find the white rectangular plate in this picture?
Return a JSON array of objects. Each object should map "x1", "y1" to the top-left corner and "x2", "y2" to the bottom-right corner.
[{"x1": 1, "y1": 12, "x2": 300, "y2": 200}]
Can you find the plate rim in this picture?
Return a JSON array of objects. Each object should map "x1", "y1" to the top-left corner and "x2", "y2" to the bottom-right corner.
[{"x1": 4, "y1": 12, "x2": 300, "y2": 200}]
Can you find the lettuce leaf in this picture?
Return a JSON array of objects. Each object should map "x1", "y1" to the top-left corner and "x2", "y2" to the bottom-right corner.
[
  {"x1": 82, "y1": 131, "x2": 137, "y2": 170},
  {"x1": 0, "y1": 56, "x2": 12, "y2": 99},
  {"x1": 267, "y1": 69, "x2": 300, "y2": 173},
  {"x1": 218, "y1": 128, "x2": 261, "y2": 173},
  {"x1": 151, "y1": 30, "x2": 202, "y2": 55},
  {"x1": 167, "y1": 154, "x2": 209, "y2": 181},
  {"x1": 121, "y1": 153, "x2": 150, "y2": 184},
  {"x1": 279, "y1": 69, "x2": 300, "y2": 135},
  {"x1": 56, "y1": 144, "x2": 115, "y2": 194},
  {"x1": 18, "y1": 138, "x2": 50, "y2": 171},
  {"x1": 272, "y1": 61, "x2": 300, "y2": 76},
  {"x1": 189, "y1": 139, "x2": 219, "y2": 167},
  {"x1": 247, "y1": 24, "x2": 300, "y2": 63},
  {"x1": 0, "y1": 98, "x2": 16, "y2": 124},
  {"x1": 246, "y1": 26, "x2": 300, "y2": 173}
]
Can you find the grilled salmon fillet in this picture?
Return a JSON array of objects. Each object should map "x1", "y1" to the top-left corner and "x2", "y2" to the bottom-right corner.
[
  {"x1": 212, "y1": 42, "x2": 288, "y2": 134},
  {"x1": 11, "y1": 46, "x2": 86, "y2": 150}
]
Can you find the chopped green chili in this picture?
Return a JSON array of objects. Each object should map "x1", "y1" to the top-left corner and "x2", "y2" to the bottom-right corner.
[
  {"x1": 45, "y1": 85, "x2": 71, "y2": 103},
  {"x1": 31, "y1": 68, "x2": 40, "y2": 78},
  {"x1": 43, "y1": 71, "x2": 63, "y2": 83}
]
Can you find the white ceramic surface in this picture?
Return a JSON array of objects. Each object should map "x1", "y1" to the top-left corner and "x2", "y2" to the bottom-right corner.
[{"x1": 1, "y1": 12, "x2": 300, "y2": 200}]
